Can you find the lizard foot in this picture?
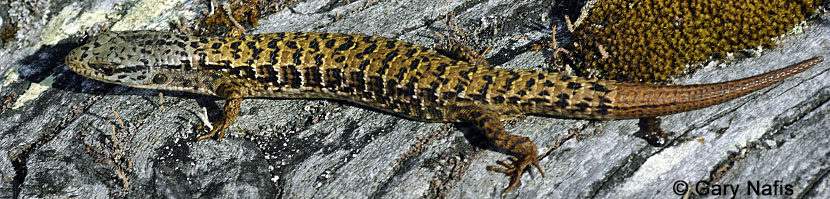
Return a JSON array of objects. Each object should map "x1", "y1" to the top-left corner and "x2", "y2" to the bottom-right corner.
[
  {"x1": 196, "y1": 121, "x2": 229, "y2": 141},
  {"x1": 195, "y1": 96, "x2": 241, "y2": 141},
  {"x1": 436, "y1": 40, "x2": 491, "y2": 65},
  {"x1": 458, "y1": 107, "x2": 545, "y2": 196},
  {"x1": 487, "y1": 154, "x2": 544, "y2": 196}
]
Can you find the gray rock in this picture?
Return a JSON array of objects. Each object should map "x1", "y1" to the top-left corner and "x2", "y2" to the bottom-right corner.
[{"x1": 0, "y1": 0, "x2": 827, "y2": 198}]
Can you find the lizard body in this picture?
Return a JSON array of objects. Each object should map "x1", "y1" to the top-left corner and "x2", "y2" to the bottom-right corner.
[{"x1": 65, "y1": 31, "x2": 824, "y2": 195}]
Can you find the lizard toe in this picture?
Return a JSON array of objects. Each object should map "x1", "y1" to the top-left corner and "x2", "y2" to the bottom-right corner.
[
  {"x1": 196, "y1": 121, "x2": 227, "y2": 141},
  {"x1": 488, "y1": 154, "x2": 541, "y2": 197}
]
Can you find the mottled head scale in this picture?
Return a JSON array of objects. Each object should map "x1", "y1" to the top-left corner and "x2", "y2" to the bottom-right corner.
[
  {"x1": 66, "y1": 31, "x2": 218, "y2": 95},
  {"x1": 67, "y1": 32, "x2": 156, "y2": 86}
]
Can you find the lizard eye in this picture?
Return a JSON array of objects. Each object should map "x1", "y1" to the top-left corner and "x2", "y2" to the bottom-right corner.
[{"x1": 152, "y1": 74, "x2": 169, "y2": 84}]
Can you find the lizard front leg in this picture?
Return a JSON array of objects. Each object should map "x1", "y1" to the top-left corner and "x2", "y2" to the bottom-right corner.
[
  {"x1": 197, "y1": 83, "x2": 243, "y2": 141},
  {"x1": 457, "y1": 106, "x2": 545, "y2": 196}
]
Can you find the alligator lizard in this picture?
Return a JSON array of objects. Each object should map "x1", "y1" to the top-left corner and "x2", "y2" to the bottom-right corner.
[{"x1": 65, "y1": 31, "x2": 824, "y2": 195}]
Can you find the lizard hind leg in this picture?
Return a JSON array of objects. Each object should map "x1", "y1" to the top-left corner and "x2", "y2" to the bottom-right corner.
[
  {"x1": 436, "y1": 40, "x2": 492, "y2": 65},
  {"x1": 457, "y1": 107, "x2": 545, "y2": 197}
]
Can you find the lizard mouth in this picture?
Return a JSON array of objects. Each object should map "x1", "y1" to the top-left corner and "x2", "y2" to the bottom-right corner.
[
  {"x1": 66, "y1": 44, "x2": 129, "y2": 84},
  {"x1": 65, "y1": 46, "x2": 96, "y2": 78},
  {"x1": 65, "y1": 47, "x2": 83, "y2": 70}
]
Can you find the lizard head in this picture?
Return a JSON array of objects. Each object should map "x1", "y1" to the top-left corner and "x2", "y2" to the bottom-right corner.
[{"x1": 66, "y1": 31, "x2": 219, "y2": 96}]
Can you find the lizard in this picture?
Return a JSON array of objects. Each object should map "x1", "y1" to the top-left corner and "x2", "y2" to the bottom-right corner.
[{"x1": 64, "y1": 30, "x2": 824, "y2": 196}]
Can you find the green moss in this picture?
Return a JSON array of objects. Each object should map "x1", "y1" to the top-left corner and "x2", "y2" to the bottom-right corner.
[{"x1": 569, "y1": 0, "x2": 817, "y2": 83}]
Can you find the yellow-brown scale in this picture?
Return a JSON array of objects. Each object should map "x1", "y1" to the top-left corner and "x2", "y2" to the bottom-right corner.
[{"x1": 65, "y1": 31, "x2": 823, "y2": 196}]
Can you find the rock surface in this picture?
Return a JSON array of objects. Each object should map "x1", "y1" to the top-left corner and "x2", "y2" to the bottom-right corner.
[{"x1": 0, "y1": 0, "x2": 828, "y2": 198}]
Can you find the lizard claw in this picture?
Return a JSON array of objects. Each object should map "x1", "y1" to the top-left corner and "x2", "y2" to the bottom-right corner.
[
  {"x1": 195, "y1": 95, "x2": 241, "y2": 142},
  {"x1": 494, "y1": 157, "x2": 520, "y2": 169},
  {"x1": 487, "y1": 154, "x2": 544, "y2": 197},
  {"x1": 196, "y1": 121, "x2": 228, "y2": 141}
]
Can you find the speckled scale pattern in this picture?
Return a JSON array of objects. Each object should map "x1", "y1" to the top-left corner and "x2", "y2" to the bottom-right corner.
[
  {"x1": 66, "y1": 31, "x2": 824, "y2": 122},
  {"x1": 65, "y1": 31, "x2": 823, "y2": 196}
]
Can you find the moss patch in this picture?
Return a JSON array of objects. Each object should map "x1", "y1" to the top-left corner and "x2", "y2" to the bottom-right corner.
[
  {"x1": 203, "y1": 0, "x2": 265, "y2": 36},
  {"x1": 1, "y1": 22, "x2": 18, "y2": 44},
  {"x1": 570, "y1": 0, "x2": 817, "y2": 83}
]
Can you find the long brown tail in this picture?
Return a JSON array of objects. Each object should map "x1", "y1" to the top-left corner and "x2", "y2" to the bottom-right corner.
[{"x1": 606, "y1": 56, "x2": 824, "y2": 119}]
